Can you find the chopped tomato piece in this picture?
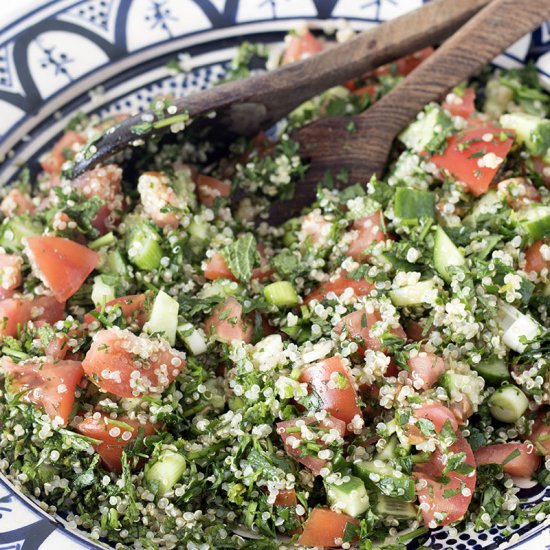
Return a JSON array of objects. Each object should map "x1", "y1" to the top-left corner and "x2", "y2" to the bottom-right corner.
[
  {"x1": 40, "y1": 130, "x2": 86, "y2": 176},
  {"x1": 347, "y1": 212, "x2": 386, "y2": 261},
  {"x1": 305, "y1": 273, "x2": 374, "y2": 304},
  {"x1": 82, "y1": 328, "x2": 186, "y2": 397},
  {"x1": 76, "y1": 412, "x2": 158, "y2": 472},
  {"x1": 531, "y1": 156, "x2": 550, "y2": 188},
  {"x1": 1, "y1": 357, "x2": 83, "y2": 425},
  {"x1": 442, "y1": 88, "x2": 476, "y2": 119},
  {"x1": 204, "y1": 250, "x2": 273, "y2": 282},
  {"x1": 274, "y1": 489, "x2": 298, "y2": 508},
  {"x1": 475, "y1": 443, "x2": 540, "y2": 477},
  {"x1": 405, "y1": 319, "x2": 433, "y2": 342},
  {"x1": 372, "y1": 47, "x2": 433, "y2": 78},
  {"x1": 407, "y1": 351, "x2": 445, "y2": 391},
  {"x1": 351, "y1": 84, "x2": 378, "y2": 100},
  {"x1": 196, "y1": 174, "x2": 231, "y2": 207},
  {"x1": 0, "y1": 253, "x2": 22, "y2": 291},
  {"x1": 138, "y1": 171, "x2": 185, "y2": 229},
  {"x1": 0, "y1": 189, "x2": 35, "y2": 218},
  {"x1": 300, "y1": 211, "x2": 333, "y2": 247},
  {"x1": 430, "y1": 126, "x2": 514, "y2": 196},
  {"x1": 282, "y1": 28, "x2": 323, "y2": 65},
  {"x1": 524, "y1": 240, "x2": 549, "y2": 273},
  {"x1": 408, "y1": 403, "x2": 459, "y2": 445},
  {"x1": 0, "y1": 295, "x2": 65, "y2": 339},
  {"x1": 414, "y1": 433, "x2": 476, "y2": 527},
  {"x1": 84, "y1": 293, "x2": 151, "y2": 328},
  {"x1": 25, "y1": 236, "x2": 99, "y2": 302},
  {"x1": 335, "y1": 308, "x2": 406, "y2": 353},
  {"x1": 298, "y1": 508, "x2": 358, "y2": 548},
  {"x1": 204, "y1": 297, "x2": 253, "y2": 344},
  {"x1": 300, "y1": 356, "x2": 361, "y2": 427},
  {"x1": 497, "y1": 177, "x2": 541, "y2": 210},
  {"x1": 204, "y1": 252, "x2": 236, "y2": 281},
  {"x1": 277, "y1": 416, "x2": 346, "y2": 476}
]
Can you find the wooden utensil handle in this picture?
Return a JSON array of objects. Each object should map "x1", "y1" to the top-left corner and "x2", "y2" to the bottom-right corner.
[
  {"x1": 364, "y1": 0, "x2": 550, "y2": 139},
  {"x1": 253, "y1": 0, "x2": 491, "y2": 124}
]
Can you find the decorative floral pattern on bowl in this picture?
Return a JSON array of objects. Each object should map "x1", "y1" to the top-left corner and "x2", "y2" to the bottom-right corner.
[{"x1": 0, "y1": 1, "x2": 549, "y2": 548}]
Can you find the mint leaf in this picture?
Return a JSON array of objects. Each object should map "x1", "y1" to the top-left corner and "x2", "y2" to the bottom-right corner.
[{"x1": 221, "y1": 234, "x2": 258, "y2": 283}]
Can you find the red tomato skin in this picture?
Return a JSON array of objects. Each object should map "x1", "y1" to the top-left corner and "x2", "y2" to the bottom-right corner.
[
  {"x1": 414, "y1": 433, "x2": 476, "y2": 527},
  {"x1": 335, "y1": 309, "x2": 406, "y2": 353},
  {"x1": 274, "y1": 489, "x2": 298, "y2": 508},
  {"x1": 196, "y1": 174, "x2": 231, "y2": 207},
  {"x1": 475, "y1": 443, "x2": 540, "y2": 477},
  {"x1": 525, "y1": 240, "x2": 549, "y2": 273},
  {"x1": 347, "y1": 212, "x2": 386, "y2": 261},
  {"x1": 406, "y1": 320, "x2": 432, "y2": 342},
  {"x1": 430, "y1": 126, "x2": 514, "y2": 196},
  {"x1": 442, "y1": 88, "x2": 476, "y2": 119},
  {"x1": 82, "y1": 328, "x2": 185, "y2": 398},
  {"x1": 277, "y1": 416, "x2": 346, "y2": 476},
  {"x1": 407, "y1": 351, "x2": 445, "y2": 391},
  {"x1": 204, "y1": 252, "x2": 237, "y2": 282},
  {"x1": 0, "y1": 253, "x2": 23, "y2": 290},
  {"x1": 1, "y1": 357, "x2": 83, "y2": 425},
  {"x1": 282, "y1": 29, "x2": 323, "y2": 65},
  {"x1": 408, "y1": 403, "x2": 459, "y2": 444},
  {"x1": 204, "y1": 297, "x2": 253, "y2": 344},
  {"x1": 76, "y1": 413, "x2": 158, "y2": 472},
  {"x1": 0, "y1": 189, "x2": 35, "y2": 218},
  {"x1": 84, "y1": 294, "x2": 150, "y2": 328},
  {"x1": 298, "y1": 508, "x2": 358, "y2": 547},
  {"x1": 40, "y1": 131, "x2": 86, "y2": 175},
  {"x1": 25, "y1": 236, "x2": 99, "y2": 302},
  {"x1": 0, "y1": 296, "x2": 64, "y2": 339},
  {"x1": 305, "y1": 273, "x2": 374, "y2": 304},
  {"x1": 299, "y1": 356, "x2": 361, "y2": 427}
]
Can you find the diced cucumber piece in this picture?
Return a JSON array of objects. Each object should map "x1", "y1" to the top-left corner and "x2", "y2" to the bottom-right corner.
[
  {"x1": 91, "y1": 275, "x2": 117, "y2": 307},
  {"x1": 464, "y1": 191, "x2": 502, "y2": 226},
  {"x1": 375, "y1": 434, "x2": 411, "y2": 462},
  {"x1": 100, "y1": 249, "x2": 128, "y2": 276},
  {"x1": 500, "y1": 112, "x2": 550, "y2": 156},
  {"x1": 325, "y1": 475, "x2": 369, "y2": 518},
  {"x1": 375, "y1": 495, "x2": 418, "y2": 520},
  {"x1": 187, "y1": 217, "x2": 210, "y2": 252},
  {"x1": 433, "y1": 226, "x2": 465, "y2": 283},
  {"x1": 473, "y1": 357, "x2": 510, "y2": 386},
  {"x1": 144, "y1": 290, "x2": 179, "y2": 345},
  {"x1": 353, "y1": 460, "x2": 415, "y2": 501},
  {"x1": 389, "y1": 279, "x2": 436, "y2": 307},
  {"x1": 89, "y1": 232, "x2": 115, "y2": 250},
  {"x1": 517, "y1": 205, "x2": 550, "y2": 240},
  {"x1": 0, "y1": 215, "x2": 43, "y2": 251},
  {"x1": 264, "y1": 281, "x2": 299, "y2": 307},
  {"x1": 475, "y1": 235, "x2": 502, "y2": 260},
  {"x1": 440, "y1": 371, "x2": 485, "y2": 411},
  {"x1": 199, "y1": 278, "x2": 242, "y2": 299},
  {"x1": 393, "y1": 188, "x2": 435, "y2": 225},
  {"x1": 488, "y1": 384, "x2": 529, "y2": 423},
  {"x1": 127, "y1": 222, "x2": 162, "y2": 270},
  {"x1": 498, "y1": 302, "x2": 542, "y2": 353},
  {"x1": 172, "y1": 166, "x2": 198, "y2": 211},
  {"x1": 398, "y1": 104, "x2": 453, "y2": 154},
  {"x1": 177, "y1": 323, "x2": 207, "y2": 355},
  {"x1": 145, "y1": 449, "x2": 186, "y2": 495}
]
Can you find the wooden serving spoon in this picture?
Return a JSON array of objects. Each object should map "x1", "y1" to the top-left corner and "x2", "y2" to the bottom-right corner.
[
  {"x1": 272, "y1": 0, "x2": 550, "y2": 222},
  {"x1": 70, "y1": 0, "x2": 490, "y2": 177}
]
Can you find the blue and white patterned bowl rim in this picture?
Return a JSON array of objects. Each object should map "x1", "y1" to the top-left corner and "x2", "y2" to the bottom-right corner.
[{"x1": 0, "y1": 1, "x2": 549, "y2": 548}]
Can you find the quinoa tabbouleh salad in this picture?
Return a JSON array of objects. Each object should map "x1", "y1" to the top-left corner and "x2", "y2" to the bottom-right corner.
[{"x1": 0, "y1": 26, "x2": 549, "y2": 550}]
